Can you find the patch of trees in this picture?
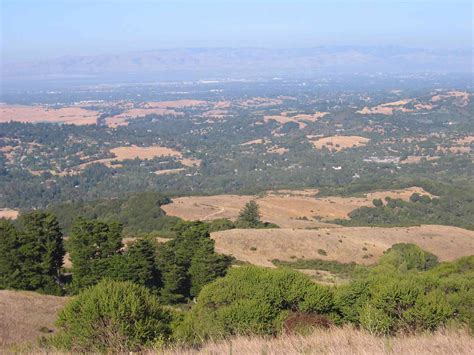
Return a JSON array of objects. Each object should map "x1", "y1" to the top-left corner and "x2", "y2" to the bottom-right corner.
[
  {"x1": 1, "y1": 213, "x2": 232, "y2": 304},
  {"x1": 47, "y1": 192, "x2": 178, "y2": 236},
  {"x1": 0, "y1": 212, "x2": 64, "y2": 295},
  {"x1": 336, "y1": 191, "x2": 474, "y2": 230}
]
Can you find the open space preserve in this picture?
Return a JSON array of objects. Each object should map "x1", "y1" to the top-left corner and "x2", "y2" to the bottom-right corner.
[
  {"x1": 0, "y1": 105, "x2": 100, "y2": 125},
  {"x1": 162, "y1": 187, "x2": 433, "y2": 228},
  {"x1": 211, "y1": 225, "x2": 474, "y2": 268}
]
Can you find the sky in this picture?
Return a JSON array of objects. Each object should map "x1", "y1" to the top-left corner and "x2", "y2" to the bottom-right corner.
[{"x1": 1, "y1": 0, "x2": 472, "y2": 62}]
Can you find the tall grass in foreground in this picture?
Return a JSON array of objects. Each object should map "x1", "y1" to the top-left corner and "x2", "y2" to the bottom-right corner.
[{"x1": 160, "y1": 327, "x2": 473, "y2": 355}]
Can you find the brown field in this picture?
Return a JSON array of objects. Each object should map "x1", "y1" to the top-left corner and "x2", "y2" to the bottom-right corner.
[
  {"x1": 240, "y1": 138, "x2": 268, "y2": 146},
  {"x1": 431, "y1": 91, "x2": 470, "y2": 106},
  {"x1": 110, "y1": 146, "x2": 181, "y2": 160},
  {"x1": 162, "y1": 187, "x2": 432, "y2": 228},
  {"x1": 164, "y1": 327, "x2": 474, "y2": 355},
  {"x1": 308, "y1": 135, "x2": 370, "y2": 151},
  {"x1": 211, "y1": 225, "x2": 474, "y2": 267},
  {"x1": 457, "y1": 135, "x2": 474, "y2": 145},
  {"x1": 106, "y1": 108, "x2": 182, "y2": 127},
  {"x1": 77, "y1": 145, "x2": 200, "y2": 170},
  {"x1": 0, "y1": 104, "x2": 99, "y2": 125},
  {"x1": 357, "y1": 99, "x2": 435, "y2": 115},
  {"x1": 0, "y1": 290, "x2": 69, "y2": 350},
  {"x1": 0, "y1": 208, "x2": 19, "y2": 219},
  {"x1": 264, "y1": 111, "x2": 328, "y2": 129}
]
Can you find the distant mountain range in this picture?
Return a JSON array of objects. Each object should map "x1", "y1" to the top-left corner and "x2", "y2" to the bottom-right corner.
[{"x1": 2, "y1": 46, "x2": 472, "y2": 85}]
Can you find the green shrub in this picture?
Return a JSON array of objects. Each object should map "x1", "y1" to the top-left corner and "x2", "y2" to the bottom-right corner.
[
  {"x1": 359, "y1": 303, "x2": 392, "y2": 336},
  {"x1": 48, "y1": 279, "x2": 172, "y2": 352},
  {"x1": 402, "y1": 290, "x2": 453, "y2": 331},
  {"x1": 174, "y1": 266, "x2": 334, "y2": 343},
  {"x1": 379, "y1": 243, "x2": 438, "y2": 271}
]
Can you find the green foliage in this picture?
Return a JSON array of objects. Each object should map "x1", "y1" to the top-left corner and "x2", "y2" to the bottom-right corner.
[
  {"x1": 272, "y1": 258, "x2": 365, "y2": 279},
  {"x1": 174, "y1": 266, "x2": 334, "y2": 343},
  {"x1": 48, "y1": 279, "x2": 172, "y2": 352},
  {"x1": 333, "y1": 263, "x2": 470, "y2": 334},
  {"x1": 0, "y1": 212, "x2": 64, "y2": 295},
  {"x1": 359, "y1": 303, "x2": 392, "y2": 336},
  {"x1": 236, "y1": 200, "x2": 261, "y2": 228},
  {"x1": 108, "y1": 239, "x2": 162, "y2": 291},
  {"x1": 336, "y1": 184, "x2": 474, "y2": 230},
  {"x1": 68, "y1": 218, "x2": 123, "y2": 292},
  {"x1": 157, "y1": 221, "x2": 232, "y2": 303},
  {"x1": 48, "y1": 192, "x2": 179, "y2": 236},
  {"x1": 372, "y1": 198, "x2": 383, "y2": 207},
  {"x1": 379, "y1": 243, "x2": 439, "y2": 271}
]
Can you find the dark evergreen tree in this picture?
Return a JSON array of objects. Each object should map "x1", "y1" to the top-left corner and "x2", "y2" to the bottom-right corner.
[
  {"x1": 157, "y1": 222, "x2": 231, "y2": 303},
  {"x1": 0, "y1": 219, "x2": 21, "y2": 289},
  {"x1": 188, "y1": 240, "x2": 232, "y2": 297},
  {"x1": 68, "y1": 218, "x2": 123, "y2": 292},
  {"x1": 237, "y1": 200, "x2": 261, "y2": 227},
  {"x1": 0, "y1": 212, "x2": 64, "y2": 294},
  {"x1": 125, "y1": 239, "x2": 161, "y2": 290}
]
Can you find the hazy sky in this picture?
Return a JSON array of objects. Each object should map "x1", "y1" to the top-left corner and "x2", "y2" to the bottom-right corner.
[{"x1": 1, "y1": 0, "x2": 472, "y2": 62}]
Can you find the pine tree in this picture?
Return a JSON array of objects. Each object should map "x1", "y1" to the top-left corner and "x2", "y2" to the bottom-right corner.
[
  {"x1": 125, "y1": 239, "x2": 161, "y2": 290},
  {"x1": 0, "y1": 212, "x2": 64, "y2": 294},
  {"x1": 157, "y1": 221, "x2": 231, "y2": 302},
  {"x1": 0, "y1": 219, "x2": 21, "y2": 289},
  {"x1": 188, "y1": 239, "x2": 232, "y2": 297},
  {"x1": 237, "y1": 200, "x2": 261, "y2": 227},
  {"x1": 68, "y1": 218, "x2": 123, "y2": 292}
]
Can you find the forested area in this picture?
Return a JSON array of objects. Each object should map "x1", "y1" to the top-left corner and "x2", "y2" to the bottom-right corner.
[{"x1": 332, "y1": 183, "x2": 474, "y2": 230}]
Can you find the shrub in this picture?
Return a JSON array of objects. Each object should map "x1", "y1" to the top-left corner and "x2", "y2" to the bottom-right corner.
[
  {"x1": 317, "y1": 249, "x2": 327, "y2": 256},
  {"x1": 402, "y1": 290, "x2": 453, "y2": 331},
  {"x1": 48, "y1": 279, "x2": 172, "y2": 352},
  {"x1": 372, "y1": 198, "x2": 383, "y2": 207},
  {"x1": 379, "y1": 243, "x2": 438, "y2": 271},
  {"x1": 359, "y1": 303, "x2": 392, "y2": 336},
  {"x1": 174, "y1": 266, "x2": 334, "y2": 343}
]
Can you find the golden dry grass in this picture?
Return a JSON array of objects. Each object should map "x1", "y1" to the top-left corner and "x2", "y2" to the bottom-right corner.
[
  {"x1": 211, "y1": 225, "x2": 474, "y2": 267},
  {"x1": 431, "y1": 91, "x2": 470, "y2": 106},
  {"x1": 162, "y1": 187, "x2": 431, "y2": 228},
  {"x1": 161, "y1": 327, "x2": 474, "y2": 355},
  {"x1": 110, "y1": 146, "x2": 181, "y2": 160},
  {"x1": 106, "y1": 108, "x2": 182, "y2": 127},
  {"x1": 0, "y1": 290, "x2": 69, "y2": 350},
  {"x1": 264, "y1": 111, "x2": 328, "y2": 129},
  {"x1": 240, "y1": 139, "x2": 268, "y2": 146},
  {"x1": 0, "y1": 105, "x2": 99, "y2": 125},
  {"x1": 0, "y1": 208, "x2": 19, "y2": 219},
  {"x1": 309, "y1": 135, "x2": 370, "y2": 151},
  {"x1": 77, "y1": 145, "x2": 200, "y2": 170}
]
